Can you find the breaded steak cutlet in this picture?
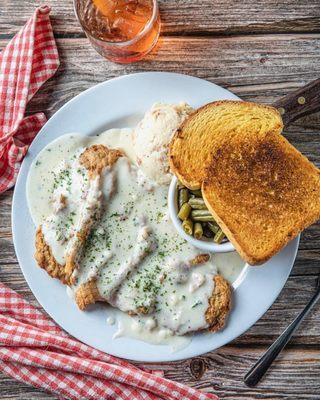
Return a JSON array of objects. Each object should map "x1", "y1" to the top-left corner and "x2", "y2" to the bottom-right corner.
[
  {"x1": 34, "y1": 144, "x2": 232, "y2": 334},
  {"x1": 34, "y1": 145, "x2": 123, "y2": 285},
  {"x1": 75, "y1": 270, "x2": 232, "y2": 333}
]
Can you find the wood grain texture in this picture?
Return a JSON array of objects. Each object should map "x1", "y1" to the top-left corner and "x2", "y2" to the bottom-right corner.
[
  {"x1": 1, "y1": 1, "x2": 320, "y2": 398},
  {"x1": 1, "y1": 0, "x2": 320, "y2": 36},
  {"x1": 144, "y1": 347, "x2": 320, "y2": 398},
  {"x1": 0, "y1": 34, "x2": 317, "y2": 118}
]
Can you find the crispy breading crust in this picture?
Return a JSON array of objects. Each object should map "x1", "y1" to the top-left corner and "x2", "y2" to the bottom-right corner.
[
  {"x1": 64, "y1": 223, "x2": 93, "y2": 286},
  {"x1": 190, "y1": 254, "x2": 210, "y2": 265},
  {"x1": 205, "y1": 274, "x2": 232, "y2": 332},
  {"x1": 79, "y1": 144, "x2": 123, "y2": 178},
  {"x1": 75, "y1": 279, "x2": 103, "y2": 310},
  {"x1": 35, "y1": 227, "x2": 71, "y2": 284}
]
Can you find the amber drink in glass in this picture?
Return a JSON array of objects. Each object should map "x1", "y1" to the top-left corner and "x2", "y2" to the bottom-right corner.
[{"x1": 74, "y1": 0, "x2": 160, "y2": 63}]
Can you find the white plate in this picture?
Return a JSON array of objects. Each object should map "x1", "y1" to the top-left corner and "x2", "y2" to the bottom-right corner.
[{"x1": 12, "y1": 72, "x2": 299, "y2": 362}]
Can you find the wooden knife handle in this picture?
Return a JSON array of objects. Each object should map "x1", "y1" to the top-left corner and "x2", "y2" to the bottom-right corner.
[{"x1": 273, "y1": 78, "x2": 320, "y2": 127}]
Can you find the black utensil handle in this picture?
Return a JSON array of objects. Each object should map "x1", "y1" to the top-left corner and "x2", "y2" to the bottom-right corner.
[
  {"x1": 244, "y1": 288, "x2": 320, "y2": 387},
  {"x1": 273, "y1": 78, "x2": 320, "y2": 126}
]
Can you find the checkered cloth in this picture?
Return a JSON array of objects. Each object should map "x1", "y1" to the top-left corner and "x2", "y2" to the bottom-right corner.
[
  {"x1": 0, "y1": 5, "x2": 59, "y2": 193},
  {"x1": 0, "y1": 282, "x2": 218, "y2": 400}
]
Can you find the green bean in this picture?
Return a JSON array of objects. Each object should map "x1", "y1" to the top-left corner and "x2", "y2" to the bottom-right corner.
[
  {"x1": 174, "y1": 182, "x2": 229, "y2": 244},
  {"x1": 188, "y1": 197, "x2": 208, "y2": 210},
  {"x1": 190, "y1": 189, "x2": 202, "y2": 197},
  {"x1": 190, "y1": 209, "x2": 215, "y2": 222},
  {"x1": 191, "y1": 210, "x2": 212, "y2": 217},
  {"x1": 207, "y1": 221, "x2": 219, "y2": 235},
  {"x1": 178, "y1": 202, "x2": 192, "y2": 220},
  {"x1": 191, "y1": 215, "x2": 215, "y2": 222},
  {"x1": 214, "y1": 229, "x2": 225, "y2": 244},
  {"x1": 178, "y1": 188, "x2": 189, "y2": 208},
  {"x1": 182, "y1": 219, "x2": 193, "y2": 235},
  {"x1": 194, "y1": 222, "x2": 203, "y2": 239}
]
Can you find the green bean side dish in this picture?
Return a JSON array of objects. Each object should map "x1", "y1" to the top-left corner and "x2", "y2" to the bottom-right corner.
[{"x1": 177, "y1": 182, "x2": 227, "y2": 244}]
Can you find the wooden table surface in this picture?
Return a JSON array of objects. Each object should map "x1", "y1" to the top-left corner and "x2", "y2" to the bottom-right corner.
[{"x1": 1, "y1": 1, "x2": 320, "y2": 399}]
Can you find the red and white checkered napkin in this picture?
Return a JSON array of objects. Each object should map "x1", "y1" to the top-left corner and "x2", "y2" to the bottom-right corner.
[
  {"x1": 0, "y1": 5, "x2": 59, "y2": 193},
  {"x1": 0, "y1": 282, "x2": 219, "y2": 400}
]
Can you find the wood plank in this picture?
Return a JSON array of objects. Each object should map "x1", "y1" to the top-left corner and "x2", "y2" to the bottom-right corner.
[
  {"x1": 233, "y1": 274, "x2": 320, "y2": 346},
  {"x1": 1, "y1": 0, "x2": 320, "y2": 37},
  {"x1": 13, "y1": 34, "x2": 320, "y2": 119},
  {"x1": 1, "y1": 346, "x2": 319, "y2": 399},
  {"x1": 0, "y1": 375, "x2": 56, "y2": 400},
  {"x1": 144, "y1": 347, "x2": 320, "y2": 399}
]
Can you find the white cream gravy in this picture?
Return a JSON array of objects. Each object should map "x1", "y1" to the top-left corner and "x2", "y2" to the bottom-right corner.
[
  {"x1": 27, "y1": 129, "x2": 134, "y2": 226},
  {"x1": 27, "y1": 129, "x2": 245, "y2": 349}
]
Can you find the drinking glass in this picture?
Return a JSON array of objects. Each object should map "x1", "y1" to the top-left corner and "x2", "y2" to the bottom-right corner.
[{"x1": 74, "y1": 0, "x2": 161, "y2": 63}]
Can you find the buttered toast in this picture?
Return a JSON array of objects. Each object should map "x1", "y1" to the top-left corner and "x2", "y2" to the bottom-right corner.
[
  {"x1": 169, "y1": 100, "x2": 320, "y2": 265},
  {"x1": 202, "y1": 131, "x2": 320, "y2": 264},
  {"x1": 169, "y1": 100, "x2": 283, "y2": 190}
]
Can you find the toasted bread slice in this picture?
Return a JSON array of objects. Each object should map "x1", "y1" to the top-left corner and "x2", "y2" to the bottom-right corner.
[
  {"x1": 202, "y1": 131, "x2": 320, "y2": 265},
  {"x1": 169, "y1": 100, "x2": 283, "y2": 189}
]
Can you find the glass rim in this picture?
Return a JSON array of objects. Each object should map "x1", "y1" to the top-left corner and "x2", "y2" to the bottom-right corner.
[{"x1": 73, "y1": 0, "x2": 159, "y2": 48}]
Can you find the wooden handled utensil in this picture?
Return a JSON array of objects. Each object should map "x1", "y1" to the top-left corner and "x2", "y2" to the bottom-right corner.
[{"x1": 273, "y1": 78, "x2": 320, "y2": 126}]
